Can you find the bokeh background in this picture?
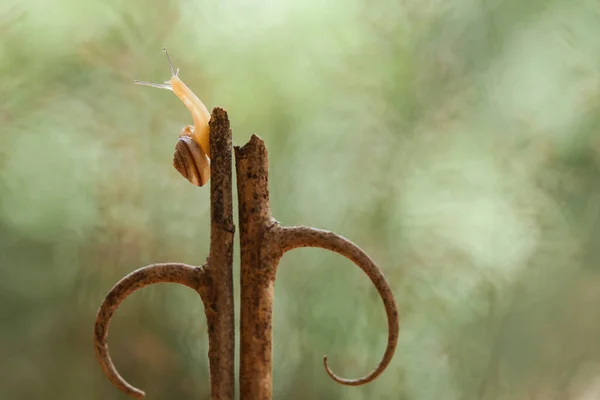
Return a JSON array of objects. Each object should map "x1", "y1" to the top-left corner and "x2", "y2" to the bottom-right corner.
[{"x1": 2, "y1": 0, "x2": 600, "y2": 399}]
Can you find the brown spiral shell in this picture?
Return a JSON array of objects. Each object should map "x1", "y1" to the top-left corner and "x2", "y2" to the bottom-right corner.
[{"x1": 172, "y1": 127, "x2": 210, "y2": 187}]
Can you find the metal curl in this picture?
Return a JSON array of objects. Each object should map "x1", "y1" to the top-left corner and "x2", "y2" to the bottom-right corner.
[
  {"x1": 94, "y1": 263, "x2": 205, "y2": 398},
  {"x1": 279, "y1": 226, "x2": 399, "y2": 386}
]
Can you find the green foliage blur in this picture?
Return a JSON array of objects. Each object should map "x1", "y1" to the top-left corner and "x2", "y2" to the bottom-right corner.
[{"x1": 2, "y1": 0, "x2": 600, "y2": 398}]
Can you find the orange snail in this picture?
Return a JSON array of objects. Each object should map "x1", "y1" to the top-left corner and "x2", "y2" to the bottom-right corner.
[{"x1": 135, "y1": 48, "x2": 211, "y2": 186}]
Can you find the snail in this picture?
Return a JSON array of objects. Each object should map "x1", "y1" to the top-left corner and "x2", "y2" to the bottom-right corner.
[{"x1": 135, "y1": 48, "x2": 211, "y2": 186}]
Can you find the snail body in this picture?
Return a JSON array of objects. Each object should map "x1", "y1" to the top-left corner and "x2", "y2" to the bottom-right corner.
[{"x1": 135, "y1": 49, "x2": 211, "y2": 186}]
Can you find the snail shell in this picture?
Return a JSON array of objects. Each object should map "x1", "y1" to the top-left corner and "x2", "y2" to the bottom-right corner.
[
  {"x1": 135, "y1": 48, "x2": 212, "y2": 187},
  {"x1": 173, "y1": 125, "x2": 210, "y2": 187}
]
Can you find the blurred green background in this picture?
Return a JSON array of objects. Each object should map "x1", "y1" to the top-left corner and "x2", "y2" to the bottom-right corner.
[{"x1": 2, "y1": 0, "x2": 600, "y2": 399}]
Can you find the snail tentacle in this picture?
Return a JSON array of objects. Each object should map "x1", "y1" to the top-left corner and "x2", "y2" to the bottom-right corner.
[{"x1": 135, "y1": 48, "x2": 212, "y2": 186}]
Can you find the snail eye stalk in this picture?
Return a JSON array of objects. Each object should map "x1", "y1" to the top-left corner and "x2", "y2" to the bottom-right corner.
[{"x1": 133, "y1": 80, "x2": 173, "y2": 90}]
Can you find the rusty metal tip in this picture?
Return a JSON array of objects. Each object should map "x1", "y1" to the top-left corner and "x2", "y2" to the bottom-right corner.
[
  {"x1": 210, "y1": 107, "x2": 228, "y2": 118},
  {"x1": 234, "y1": 134, "x2": 265, "y2": 156},
  {"x1": 323, "y1": 355, "x2": 348, "y2": 385},
  {"x1": 322, "y1": 354, "x2": 381, "y2": 386},
  {"x1": 131, "y1": 389, "x2": 146, "y2": 399},
  {"x1": 249, "y1": 134, "x2": 263, "y2": 143}
]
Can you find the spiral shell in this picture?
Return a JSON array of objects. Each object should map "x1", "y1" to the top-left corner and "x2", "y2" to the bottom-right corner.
[{"x1": 173, "y1": 126, "x2": 210, "y2": 187}]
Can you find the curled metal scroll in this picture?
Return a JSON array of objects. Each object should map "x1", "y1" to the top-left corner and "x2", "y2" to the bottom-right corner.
[
  {"x1": 278, "y1": 226, "x2": 399, "y2": 386},
  {"x1": 94, "y1": 263, "x2": 205, "y2": 398}
]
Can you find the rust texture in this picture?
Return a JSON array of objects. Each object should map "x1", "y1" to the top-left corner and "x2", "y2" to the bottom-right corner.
[
  {"x1": 278, "y1": 226, "x2": 399, "y2": 385},
  {"x1": 200, "y1": 108, "x2": 236, "y2": 400},
  {"x1": 94, "y1": 108, "x2": 399, "y2": 400},
  {"x1": 94, "y1": 263, "x2": 204, "y2": 398},
  {"x1": 235, "y1": 135, "x2": 281, "y2": 400},
  {"x1": 235, "y1": 135, "x2": 399, "y2": 400},
  {"x1": 93, "y1": 108, "x2": 235, "y2": 400}
]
